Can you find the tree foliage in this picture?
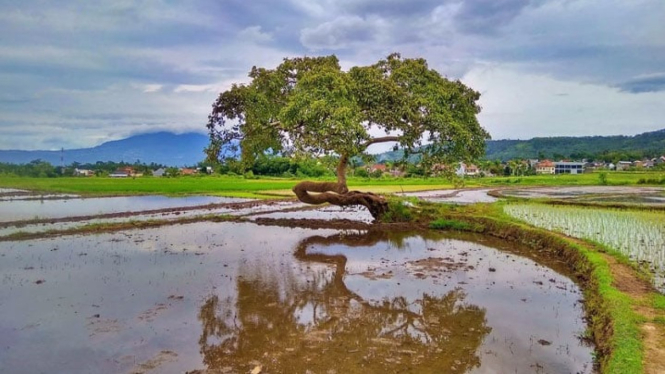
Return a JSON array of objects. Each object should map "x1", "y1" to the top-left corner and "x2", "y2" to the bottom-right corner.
[{"x1": 206, "y1": 53, "x2": 489, "y2": 219}]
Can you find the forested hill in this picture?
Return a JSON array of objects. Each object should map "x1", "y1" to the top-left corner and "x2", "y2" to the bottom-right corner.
[
  {"x1": 375, "y1": 128, "x2": 665, "y2": 162},
  {"x1": 484, "y1": 128, "x2": 665, "y2": 161}
]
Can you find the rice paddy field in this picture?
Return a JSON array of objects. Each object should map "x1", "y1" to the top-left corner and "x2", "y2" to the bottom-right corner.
[
  {"x1": 0, "y1": 170, "x2": 662, "y2": 198},
  {"x1": 3, "y1": 176, "x2": 665, "y2": 372},
  {"x1": 504, "y1": 204, "x2": 665, "y2": 290}
]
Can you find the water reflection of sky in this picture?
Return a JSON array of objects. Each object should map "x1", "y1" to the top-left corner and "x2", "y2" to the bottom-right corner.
[
  {"x1": 308, "y1": 235, "x2": 591, "y2": 373},
  {"x1": 0, "y1": 222, "x2": 592, "y2": 373},
  {"x1": 0, "y1": 195, "x2": 250, "y2": 222}
]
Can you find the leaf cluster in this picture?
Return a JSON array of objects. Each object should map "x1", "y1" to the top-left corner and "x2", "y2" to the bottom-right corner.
[{"x1": 206, "y1": 53, "x2": 489, "y2": 170}]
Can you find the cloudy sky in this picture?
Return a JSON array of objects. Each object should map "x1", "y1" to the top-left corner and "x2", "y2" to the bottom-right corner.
[{"x1": 1, "y1": 0, "x2": 664, "y2": 151}]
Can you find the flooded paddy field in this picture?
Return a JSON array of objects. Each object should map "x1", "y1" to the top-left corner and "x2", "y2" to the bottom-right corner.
[
  {"x1": 0, "y1": 218, "x2": 594, "y2": 373},
  {"x1": 505, "y1": 204, "x2": 665, "y2": 290},
  {"x1": 501, "y1": 186, "x2": 665, "y2": 206},
  {"x1": 398, "y1": 188, "x2": 498, "y2": 204},
  {"x1": 0, "y1": 195, "x2": 251, "y2": 222},
  {"x1": 0, "y1": 199, "x2": 304, "y2": 239},
  {"x1": 249, "y1": 204, "x2": 374, "y2": 223}
]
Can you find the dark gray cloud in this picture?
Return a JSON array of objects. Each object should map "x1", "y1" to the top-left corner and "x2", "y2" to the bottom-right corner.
[
  {"x1": 335, "y1": 0, "x2": 443, "y2": 17},
  {"x1": 300, "y1": 15, "x2": 381, "y2": 50},
  {"x1": 617, "y1": 73, "x2": 665, "y2": 93},
  {"x1": 454, "y1": 0, "x2": 532, "y2": 34}
]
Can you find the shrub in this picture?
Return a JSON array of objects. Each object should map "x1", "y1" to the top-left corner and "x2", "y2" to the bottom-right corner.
[
  {"x1": 381, "y1": 198, "x2": 414, "y2": 223},
  {"x1": 429, "y1": 218, "x2": 474, "y2": 231},
  {"x1": 599, "y1": 172, "x2": 608, "y2": 185}
]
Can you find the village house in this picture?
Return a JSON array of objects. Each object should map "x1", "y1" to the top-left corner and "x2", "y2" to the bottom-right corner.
[
  {"x1": 109, "y1": 169, "x2": 130, "y2": 178},
  {"x1": 180, "y1": 168, "x2": 197, "y2": 176},
  {"x1": 463, "y1": 163, "x2": 479, "y2": 176},
  {"x1": 554, "y1": 161, "x2": 585, "y2": 174},
  {"x1": 367, "y1": 164, "x2": 387, "y2": 174},
  {"x1": 110, "y1": 166, "x2": 143, "y2": 178},
  {"x1": 616, "y1": 161, "x2": 632, "y2": 171},
  {"x1": 535, "y1": 160, "x2": 555, "y2": 174},
  {"x1": 152, "y1": 168, "x2": 166, "y2": 177},
  {"x1": 73, "y1": 168, "x2": 94, "y2": 177},
  {"x1": 454, "y1": 162, "x2": 480, "y2": 177}
]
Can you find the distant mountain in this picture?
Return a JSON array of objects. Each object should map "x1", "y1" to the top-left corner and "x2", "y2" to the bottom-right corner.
[
  {"x1": 375, "y1": 128, "x2": 665, "y2": 162},
  {"x1": 5, "y1": 128, "x2": 663, "y2": 166},
  {"x1": 0, "y1": 132, "x2": 211, "y2": 166}
]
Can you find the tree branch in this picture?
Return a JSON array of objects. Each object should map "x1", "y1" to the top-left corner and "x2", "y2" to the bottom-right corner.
[{"x1": 361, "y1": 136, "x2": 402, "y2": 150}]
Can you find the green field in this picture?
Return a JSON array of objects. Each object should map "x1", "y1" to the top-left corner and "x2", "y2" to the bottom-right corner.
[
  {"x1": 0, "y1": 171, "x2": 663, "y2": 197},
  {"x1": 0, "y1": 175, "x2": 455, "y2": 197}
]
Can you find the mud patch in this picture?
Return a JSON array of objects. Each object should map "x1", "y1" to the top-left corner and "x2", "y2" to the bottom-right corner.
[
  {"x1": 131, "y1": 350, "x2": 178, "y2": 373},
  {"x1": 406, "y1": 256, "x2": 474, "y2": 277}
]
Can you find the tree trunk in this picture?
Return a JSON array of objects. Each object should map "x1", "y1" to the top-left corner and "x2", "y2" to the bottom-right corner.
[{"x1": 292, "y1": 154, "x2": 389, "y2": 221}]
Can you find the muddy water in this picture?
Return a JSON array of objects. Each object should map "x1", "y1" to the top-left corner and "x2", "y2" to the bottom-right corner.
[
  {"x1": 503, "y1": 186, "x2": 665, "y2": 200},
  {"x1": 0, "y1": 223, "x2": 593, "y2": 373},
  {"x1": 0, "y1": 195, "x2": 250, "y2": 222},
  {"x1": 250, "y1": 204, "x2": 374, "y2": 223},
  {"x1": 398, "y1": 189, "x2": 498, "y2": 204}
]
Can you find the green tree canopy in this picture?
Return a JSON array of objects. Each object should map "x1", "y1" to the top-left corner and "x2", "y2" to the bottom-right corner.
[{"x1": 206, "y1": 53, "x2": 489, "y2": 219}]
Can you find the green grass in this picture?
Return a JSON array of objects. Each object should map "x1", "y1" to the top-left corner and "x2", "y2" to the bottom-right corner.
[
  {"x1": 1, "y1": 170, "x2": 661, "y2": 198},
  {"x1": 577, "y1": 241, "x2": 644, "y2": 373},
  {"x1": 0, "y1": 175, "x2": 300, "y2": 197},
  {"x1": 429, "y1": 218, "x2": 483, "y2": 231},
  {"x1": 0, "y1": 174, "x2": 459, "y2": 197}
]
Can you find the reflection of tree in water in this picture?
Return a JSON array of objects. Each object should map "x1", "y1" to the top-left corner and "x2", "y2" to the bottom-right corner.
[{"x1": 197, "y1": 230, "x2": 491, "y2": 373}]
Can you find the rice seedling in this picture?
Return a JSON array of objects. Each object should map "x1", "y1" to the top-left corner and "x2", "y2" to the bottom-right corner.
[{"x1": 504, "y1": 204, "x2": 665, "y2": 289}]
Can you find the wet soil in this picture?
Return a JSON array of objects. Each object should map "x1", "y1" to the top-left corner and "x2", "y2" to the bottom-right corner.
[{"x1": 0, "y1": 220, "x2": 593, "y2": 373}]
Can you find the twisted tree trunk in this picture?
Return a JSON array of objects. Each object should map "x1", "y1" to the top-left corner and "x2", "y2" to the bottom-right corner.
[{"x1": 292, "y1": 154, "x2": 389, "y2": 220}]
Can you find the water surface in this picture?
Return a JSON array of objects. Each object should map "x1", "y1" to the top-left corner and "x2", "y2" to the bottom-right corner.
[
  {"x1": 0, "y1": 223, "x2": 593, "y2": 373},
  {"x1": 0, "y1": 195, "x2": 250, "y2": 222}
]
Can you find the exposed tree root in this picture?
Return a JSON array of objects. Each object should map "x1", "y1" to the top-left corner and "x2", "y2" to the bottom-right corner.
[{"x1": 292, "y1": 180, "x2": 388, "y2": 220}]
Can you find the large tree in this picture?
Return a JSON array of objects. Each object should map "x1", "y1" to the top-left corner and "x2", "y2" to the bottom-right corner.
[{"x1": 206, "y1": 53, "x2": 489, "y2": 220}]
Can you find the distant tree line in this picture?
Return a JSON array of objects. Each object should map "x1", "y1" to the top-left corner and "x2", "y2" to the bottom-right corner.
[
  {"x1": 0, "y1": 160, "x2": 167, "y2": 178},
  {"x1": 484, "y1": 129, "x2": 665, "y2": 162}
]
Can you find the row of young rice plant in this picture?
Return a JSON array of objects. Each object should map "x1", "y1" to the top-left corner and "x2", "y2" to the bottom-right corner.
[{"x1": 504, "y1": 204, "x2": 665, "y2": 290}]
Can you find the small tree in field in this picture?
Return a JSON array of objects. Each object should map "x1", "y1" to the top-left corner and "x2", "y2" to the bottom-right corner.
[{"x1": 206, "y1": 53, "x2": 489, "y2": 220}]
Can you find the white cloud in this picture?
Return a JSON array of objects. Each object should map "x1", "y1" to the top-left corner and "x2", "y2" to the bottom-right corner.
[
  {"x1": 463, "y1": 65, "x2": 665, "y2": 140},
  {"x1": 238, "y1": 26, "x2": 273, "y2": 43},
  {"x1": 173, "y1": 84, "x2": 218, "y2": 93},
  {"x1": 300, "y1": 15, "x2": 384, "y2": 50},
  {"x1": 141, "y1": 84, "x2": 163, "y2": 93}
]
